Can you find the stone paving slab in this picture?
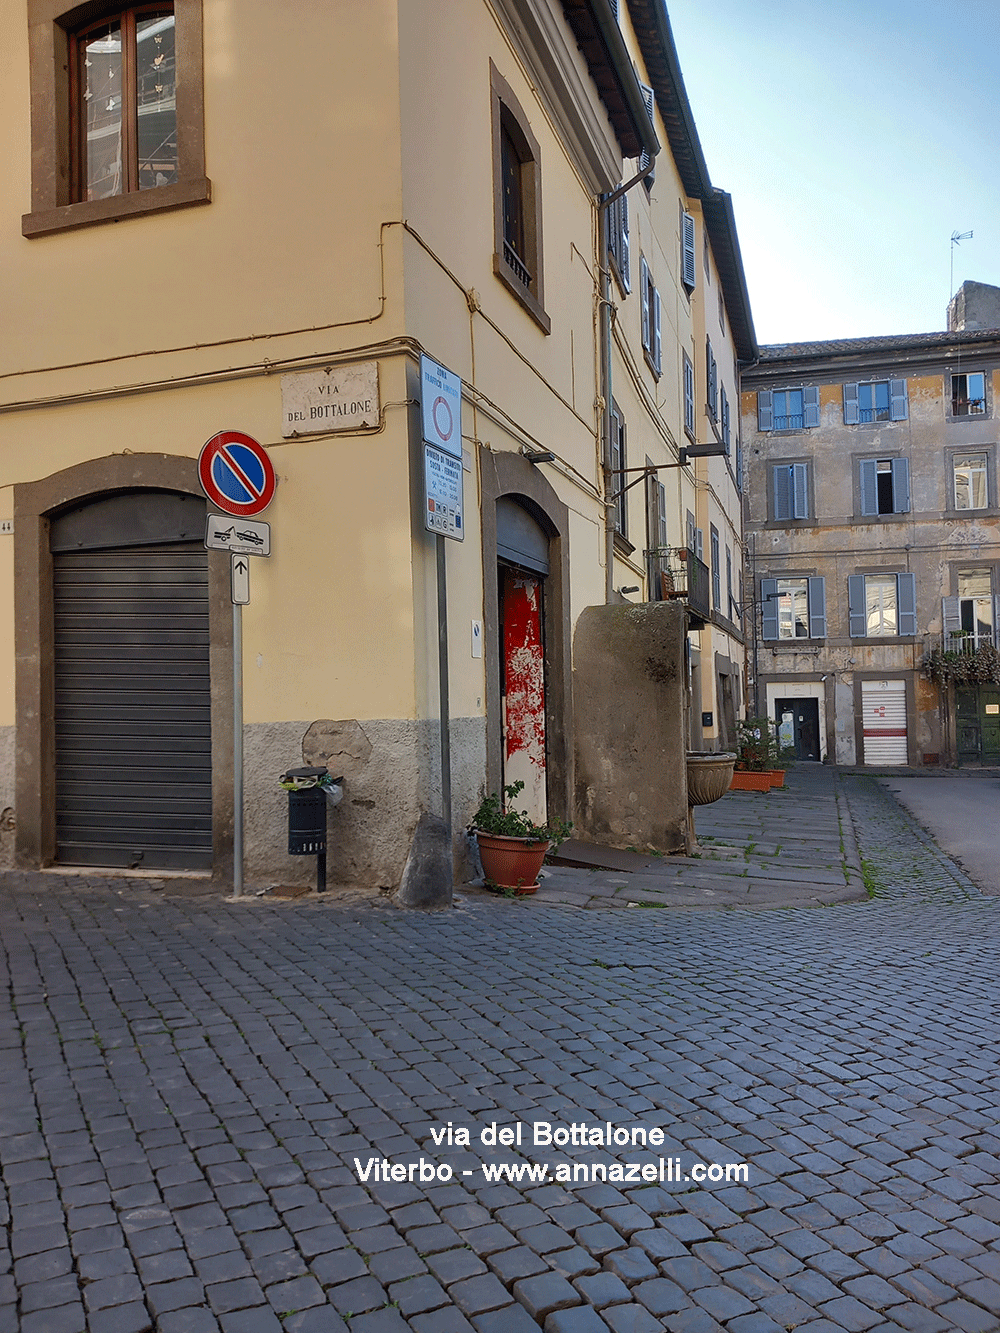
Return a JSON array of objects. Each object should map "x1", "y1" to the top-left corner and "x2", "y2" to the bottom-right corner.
[{"x1": 0, "y1": 771, "x2": 997, "y2": 1331}]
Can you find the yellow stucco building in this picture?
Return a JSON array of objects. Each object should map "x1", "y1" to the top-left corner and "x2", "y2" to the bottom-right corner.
[{"x1": 2, "y1": 0, "x2": 755, "y2": 888}]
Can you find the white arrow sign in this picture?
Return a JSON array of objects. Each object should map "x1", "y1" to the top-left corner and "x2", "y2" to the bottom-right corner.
[{"x1": 232, "y1": 554, "x2": 250, "y2": 605}]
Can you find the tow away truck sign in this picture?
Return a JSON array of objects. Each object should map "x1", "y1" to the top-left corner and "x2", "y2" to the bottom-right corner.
[{"x1": 205, "y1": 514, "x2": 271, "y2": 556}]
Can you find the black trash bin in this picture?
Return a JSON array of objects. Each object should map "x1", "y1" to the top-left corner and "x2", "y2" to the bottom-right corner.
[{"x1": 281, "y1": 766, "x2": 329, "y2": 890}]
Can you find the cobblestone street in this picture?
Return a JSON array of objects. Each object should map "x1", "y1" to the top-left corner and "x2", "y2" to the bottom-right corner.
[{"x1": 2, "y1": 774, "x2": 1000, "y2": 1332}]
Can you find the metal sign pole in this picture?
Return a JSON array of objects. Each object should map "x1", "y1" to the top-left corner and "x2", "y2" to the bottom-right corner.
[
  {"x1": 437, "y1": 534, "x2": 451, "y2": 834},
  {"x1": 233, "y1": 589, "x2": 245, "y2": 899}
]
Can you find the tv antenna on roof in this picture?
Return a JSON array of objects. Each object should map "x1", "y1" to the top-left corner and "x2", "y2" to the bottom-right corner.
[{"x1": 950, "y1": 230, "x2": 973, "y2": 304}]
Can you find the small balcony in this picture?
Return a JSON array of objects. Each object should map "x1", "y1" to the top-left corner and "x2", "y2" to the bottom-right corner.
[
  {"x1": 946, "y1": 628, "x2": 997, "y2": 653},
  {"x1": 502, "y1": 241, "x2": 531, "y2": 289}
]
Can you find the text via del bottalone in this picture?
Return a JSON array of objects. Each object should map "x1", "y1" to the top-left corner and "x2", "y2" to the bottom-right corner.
[{"x1": 281, "y1": 361, "x2": 379, "y2": 436}]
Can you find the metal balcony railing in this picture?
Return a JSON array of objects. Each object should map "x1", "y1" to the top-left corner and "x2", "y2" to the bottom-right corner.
[
  {"x1": 503, "y1": 241, "x2": 531, "y2": 288},
  {"x1": 858, "y1": 407, "x2": 890, "y2": 423},
  {"x1": 946, "y1": 628, "x2": 997, "y2": 653},
  {"x1": 773, "y1": 414, "x2": 803, "y2": 430}
]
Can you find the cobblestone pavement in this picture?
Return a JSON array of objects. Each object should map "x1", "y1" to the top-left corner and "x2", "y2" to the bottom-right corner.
[{"x1": 2, "y1": 776, "x2": 1000, "y2": 1332}]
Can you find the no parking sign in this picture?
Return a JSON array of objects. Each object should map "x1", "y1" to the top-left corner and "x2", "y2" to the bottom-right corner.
[{"x1": 198, "y1": 431, "x2": 276, "y2": 517}]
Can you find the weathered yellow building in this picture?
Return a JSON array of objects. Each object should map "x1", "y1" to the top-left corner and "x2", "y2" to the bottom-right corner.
[{"x1": 2, "y1": 0, "x2": 754, "y2": 887}]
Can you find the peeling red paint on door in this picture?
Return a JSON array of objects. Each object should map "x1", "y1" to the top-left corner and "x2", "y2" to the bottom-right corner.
[{"x1": 501, "y1": 566, "x2": 546, "y2": 819}]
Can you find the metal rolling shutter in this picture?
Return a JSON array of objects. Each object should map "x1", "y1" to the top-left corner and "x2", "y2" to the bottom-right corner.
[
  {"x1": 53, "y1": 540, "x2": 212, "y2": 869},
  {"x1": 861, "y1": 679, "x2": 907, "y2": 766}
]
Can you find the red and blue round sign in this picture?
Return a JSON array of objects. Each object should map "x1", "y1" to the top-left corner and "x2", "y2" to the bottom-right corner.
[{"x1": 198, "y1": 430, "x2": 276, "y2": 517}]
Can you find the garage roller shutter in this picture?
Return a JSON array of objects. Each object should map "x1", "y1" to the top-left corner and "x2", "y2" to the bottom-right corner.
[
  {"x1": 861, "y1": 679, "x2": 907, "y2": 766},
  {"x1": 53, "y1": 541, "x2": 212, "y2": 870}
]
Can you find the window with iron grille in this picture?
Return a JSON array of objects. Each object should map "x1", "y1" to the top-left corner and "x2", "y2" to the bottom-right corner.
[
  {"x1": 844, "y1": 379, "x2": 908, "y2": 424},
  {"x1": 490, "y1": 63, "x2": 548, "y2": 332},
  {"x1": 757, "y1": 387, "x2": 819, "y2": 431},
  {"x1": 951, "y1": 372, "x2": 987, "y2": 417}
]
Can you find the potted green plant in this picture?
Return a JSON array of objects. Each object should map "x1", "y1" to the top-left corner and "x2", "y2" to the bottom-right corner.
[
  {"x1": 731, "y1": 717, "x2": 785, "y2": 791},
  {"x1": 470, "y1": 781, "x2": 572, "y2": 895}
]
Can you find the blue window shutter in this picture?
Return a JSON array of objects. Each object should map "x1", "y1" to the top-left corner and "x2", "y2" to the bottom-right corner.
[
  {"x1": 808, "y1": 577, "x2": 827, "y2": 638},
  {"x1": 891, "y1": 457, "x2": 910, "y2": 513},
  {"x1": 760, "y1": 579, "x2": 779, "y2": 639},
  {"x1": 792, "y1": 463, "x2": 809, "y2": 519},
  {"x1": 942, "y1": 596, "x2": 961, "y2": 636},
  {"x1": 773, "y1": 465, "x2": 792, "y2": 521},
  {"x1": 803, "y1": 385, "x2": 820, "y2": 427},
  {"x1": 890, "y1": 379, "x2": 908, "y2": 421},
  {"x1": 757, "y1": 390, "x2": 773, "y2": 431},
  {"x1": 844, "y1": 382, "x2": 860, "y2": 425},
  {"x1": 848, "y1": 575, "x2": 867, "y2": 637},
  {"x1": 640, "y1": 257, "x2": 650, "y2": 352},
  {"x1": 897, "y1": 573, "x2": 917, "y2": 635},
  {"x1": 859, "y1": 459, "x2": 878, "y2": 515},
  {"x1": 682, "y1": 213, "x2": 696, "y2": 289}
]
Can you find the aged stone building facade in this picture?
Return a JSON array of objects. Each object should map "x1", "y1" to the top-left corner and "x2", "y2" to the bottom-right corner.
[{"x1": 742, "y1": 282, "x2": 1000, "y2": 767}]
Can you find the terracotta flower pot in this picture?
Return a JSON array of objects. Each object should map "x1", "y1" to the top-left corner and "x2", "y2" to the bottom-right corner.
[
  {"x1": 729, "y1": 771, "x2": 772, "y2": 792},
  {"x1": 474, "y1": 831, "x2": 551, "y2": 894},
  {"x1": 765, "y1": 770, "x2": 785, "y2": 789}
]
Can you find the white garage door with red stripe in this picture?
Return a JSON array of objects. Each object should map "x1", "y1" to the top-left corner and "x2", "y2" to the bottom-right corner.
[{"x1": 862, "y1": 680, "x2": 907, "y2": 765}]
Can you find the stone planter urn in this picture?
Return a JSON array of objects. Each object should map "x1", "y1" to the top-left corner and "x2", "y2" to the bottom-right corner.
[{"x1": 686, "y1": 751, "x2": 737, "y2": 805}]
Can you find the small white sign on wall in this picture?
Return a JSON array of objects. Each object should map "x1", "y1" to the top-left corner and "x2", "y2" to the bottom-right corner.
[{"x1": 281, "y1": 362, "x2": 379, "y2": 436}]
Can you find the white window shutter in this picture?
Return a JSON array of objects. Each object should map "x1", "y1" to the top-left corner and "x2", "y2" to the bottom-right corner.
[
  {"x1": 653, "y1": 289, "x2": 661, "y2": 373},
  {"x1": 657, "y1": 481, "x2": 668, "y2": 549},
  {"x1": 682, "y1": 212, "x2": 696, "y2": 289},
  {"x1": 890, "y1": 379, "x2": 908, "y2": 421},
  {"x1": 695, "y1": 527, "x2": 704, "y2": 560},
  {"x1": 640, "y1": 257, "x2": 650, "y2": 352},
  {"x1": 757, "y1": 390, "x2": 773, "y2": 431},
  {"x1": 803, "y1": 385, "x2": 820, "y2": 428},
  {"x1": 844, "y1": 382, "x2": 860, "y2": 425},
  {"x1": 620, "y1": 193, "x2": 630, "y2": 292}
]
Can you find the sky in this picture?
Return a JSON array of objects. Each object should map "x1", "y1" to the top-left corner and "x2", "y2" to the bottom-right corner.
[{"x1": 665, "y1": 0, "x2": 1000, "y2": 346}]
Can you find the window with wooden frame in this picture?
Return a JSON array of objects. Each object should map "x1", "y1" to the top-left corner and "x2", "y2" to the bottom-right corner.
[
  {"x1": 490, "y1": 63, "x2": 548, "y2": 333},
  {"x1": 71, "y1": 6, "x2": 177, "y2": 202},
  {"x1": 24, "y1": 0, "x2": 208, "y2": 237}
]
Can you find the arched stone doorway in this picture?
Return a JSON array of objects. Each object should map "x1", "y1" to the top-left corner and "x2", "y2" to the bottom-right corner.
[
  {"x1": 14, "y1": 454, "x2": 233, "y2": 878},
  {"x1": 479, "y1": 450, "x2": 572, "y2": 824}
]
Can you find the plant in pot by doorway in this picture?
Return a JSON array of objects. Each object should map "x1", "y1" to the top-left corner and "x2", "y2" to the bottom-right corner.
[
  {"x1": 732, "y1": 716, "x2": 786, "y2": 791},
  {"x1": 470, "y1": 781, "x2": 572, "y2": 896}
]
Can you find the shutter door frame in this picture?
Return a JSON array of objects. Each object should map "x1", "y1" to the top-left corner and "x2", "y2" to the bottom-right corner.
[
  {"x1": 53, "y1": 535, "x2": 214, "y2": 871},
  {"x1": 861, "y1": 679, "x2": 908, "y2": 766}
]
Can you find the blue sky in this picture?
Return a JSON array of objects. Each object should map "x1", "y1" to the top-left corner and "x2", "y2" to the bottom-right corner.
[{"x1": 665, "y1": 0, "x2": 1000, "y2": 345}]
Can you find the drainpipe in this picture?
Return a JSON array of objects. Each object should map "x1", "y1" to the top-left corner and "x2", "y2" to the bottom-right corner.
[{"x1": 599, "y1": 163, "x2": 655, "y2": 603}]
